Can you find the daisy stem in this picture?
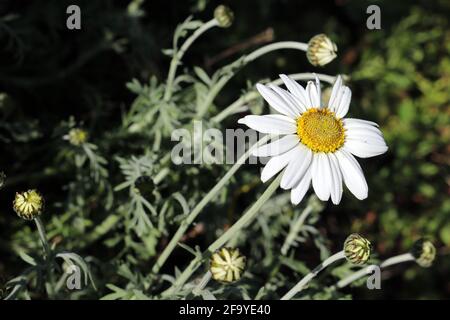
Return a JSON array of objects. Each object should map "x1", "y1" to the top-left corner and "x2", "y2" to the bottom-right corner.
[
  {"x1": 164, "y1": 19, "x2": 219, "y2": 101},
  {"x1": 162, "y1": 174, "x2": 282, "y2": 297},
  {"x1": 332, "y1": 253, "x2": 415, "y2": 290},
  {"x1": 193, "y1": 271, "x2": 212, "y2": 296},
  {"x1": 281, "y1": 251, "x2": 346, "y2": 300},
  {"x1": 34, "y1": 217, "x2": 51, "y2": 259},
  {"x1": 280, "y1": 200, "x2": 314, "y2": 256},
  {"x1": 151, "y1": 134, "x2": 272, "y2": 275},
  {"x1": 196, "y1": 41, "x2": 310, "y2": 118},
  {"x1": 212, "y1": 73, "x2": 338, "y2": 124}
]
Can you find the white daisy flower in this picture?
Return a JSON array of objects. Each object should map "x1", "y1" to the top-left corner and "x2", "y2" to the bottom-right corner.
[{"x1": 238, "y1": 74, "x2": 388, "y2": 205}]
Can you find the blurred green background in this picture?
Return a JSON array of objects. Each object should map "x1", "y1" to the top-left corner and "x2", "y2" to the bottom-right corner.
[{"x1": 0, "y1": 0, "x2": 449, "y2": 299}]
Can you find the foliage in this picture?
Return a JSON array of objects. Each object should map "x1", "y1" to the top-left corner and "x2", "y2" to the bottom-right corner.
[{"x1": 0, "y1": 0, "x2": 448, "y2": 300}]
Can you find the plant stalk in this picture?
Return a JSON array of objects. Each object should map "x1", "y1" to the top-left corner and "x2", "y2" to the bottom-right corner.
[
  {"x1": 151, "y1": 134, "x2": 272, "y2": 274},
  {"x1": 281, "y1": 251, "x2": 346, "y2": 300},
  {"x1": 196, "y1": 41, "x2": 310, "y2": 118},
  {"x1": 164, "y1": 19, "x2": 219, "y2": 101},
  {"x1": 162, "y1": 173, "x2": 282, "y2": 297}
]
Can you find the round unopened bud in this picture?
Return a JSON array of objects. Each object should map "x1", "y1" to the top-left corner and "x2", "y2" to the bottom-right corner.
[
  {"x1": 306, "y1": 34, "x2": 337, "y2": 67},
  {"x1": 214, "y1": 5, "x2": 234, "y2": 28},
  {"x1": 411, "y1": 239, "x2": 436, "y2": 268},
  {"x1": 67, "y1": 128, "x2": 88, "y2": 146},
  {"x1": 210, "y1": 247, "x2": 246, "y2": 283},
  {"x1": 13, "y1": 189, "x2": 44, "y2": 220},
  {"x1": 344, "y1": 233, "x2": 371, "y2": 265}
]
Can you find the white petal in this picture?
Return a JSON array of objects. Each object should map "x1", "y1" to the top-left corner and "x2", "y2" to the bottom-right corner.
[
  {"x1": 252, "y1": 135, "x2": 299, "y2": 157},
  {"x1": 280, "y1": 144, "x2": 313, "y2": 190},
  {"x1": 314, "y1": 74, "x2": 322, "y2": 107},
  {"x1": 279, "y1": 74, "x2": 309, "y2": 112},
  {"x1": 328, "y1": 153, "x2": 343, "y2": 205},
  {"x1": 344, "y1": 140, "x2": 388, "y2": 158},
  {"x1": 343, "y1": 118, "x2": 379, "y2": 128},
  {"x1": 291, "y1": 168, "x2": 312, "y2": 205},
  {"x1": 268, "y1": 84, "x2": 303, "y2": 117},
  {"x1": 238, "y1": 115, "x2": 296, "y2": 134},
  {"x1": 335, "y1": 86, "x2": 351, "y2": 118},
  {"x1": 345, "y1": 126, "x2": 385, "y2": 142},
  {"x1": 256, "y1": 84, "x2": 298, "y2": 117},
  {"x1": 335, "y1": 150, "x2": 368, "y2": 200},
  {"x1": 311, "y1": 153, "x2": 331, "y2": 201},
  {"x1": 328, "y1": 75, "x2": 343, "y2": 109},
  {"x1": 260, "y1": 147, "x2": 297, "y2": 182},
  {"x1": 306, "y1": 80, "x2": 320, "y2": 107},
  {"x1": 345, "y1": 129, "x2": 385, "y2": 146}
]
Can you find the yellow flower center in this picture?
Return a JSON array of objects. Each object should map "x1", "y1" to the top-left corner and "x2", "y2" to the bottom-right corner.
[{"x1": 296, "y1": 108, "x2": 345, "y2": 153}]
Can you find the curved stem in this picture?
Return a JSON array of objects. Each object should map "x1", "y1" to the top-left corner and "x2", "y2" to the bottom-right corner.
[
  {"x1": 164, "y1": 19, "x2": 219, "y2": 101},
  {"x1": 193, "y1": 271, "x2": 212, "y2": 296},
  {"x1": 151, "y1": 134, "x2": 272, "y2": 275},
  {"x1": 162, "y1": 173, "x2": 282, "y2": 297},
  {"x1": 196, "y1": 41, "x2": 310, "y2": 118},
  {"x1": 34, "y1": 217, "x2": 51, "y2": 259},
  {"x1": 333, "y1": 253, "x2": 415, "y2": 289},
  {"x1": 281, "y1": 201, "x2": 314, "y2": 255},
  {"x1": 281, "y1": 251, "x2": 346, "y2": 300},
  {"x1": 212, "y1": 73, "x2": 339, "y2": 123}
]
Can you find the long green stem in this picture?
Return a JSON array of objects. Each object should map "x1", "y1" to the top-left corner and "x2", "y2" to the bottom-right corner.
[
  {"x1": 192, "y1": 271, "x2": 212, "y2": 296},
  {"x1": 151, "y1": 134, "x2": 272, "y2": 274},
  {"x1": 212, "y1": 73, "x2": 338, "y2": 124},
  {"x1": 196, "y1": 41, "x2": 310, "y2": 118},
  {"x1": 281, "y1": 251, "x2": 346, "y2": 300},
  {"x1": 34, "y1": 217, "x2": 51, "y2": 259},
  {"x1": 332, "y1": 253, "x2": 415, "y2": 290},
  {"x1": 164, "y1": 19, "x2": 219, "y2": 101},
  {"x1": 281, "y1": 201, "x2": 314, "y2": 255},
  {"x1": 162, "y1": 174, "x2": 282, "y2": 297}
]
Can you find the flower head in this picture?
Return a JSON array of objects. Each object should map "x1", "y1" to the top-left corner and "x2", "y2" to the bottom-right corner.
[
  {"x1": 210, "y1": 247, "x2": 246, "y2": 283},
  {"x1": 214, "y1": 5, "x2": 234, "y2": 28},
  {"x1": 238, "y1": 74, "x2": 388, "y2": 205},
  {"x1": 411, "y1": 239, "x2": 436, "y2": 268},
  {"x1": 65, "y1": 128, "x2": 88, "y2": 146},
  {"x1": 344, "y1": 233, "x2": 371, "y2": 265},
  {"x1": 13, "y1": 189, "x2": 44, "y2": 220},
  {"x1": 306, "y1": 34, "x2": 337, "y2": 66}
]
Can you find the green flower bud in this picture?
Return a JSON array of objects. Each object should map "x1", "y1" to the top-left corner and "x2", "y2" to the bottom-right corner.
[
  {"x1": 210, "y1": 247, "x2": 246, "y2": 283},
  {"x1": 306, "y1": 34, "x2": 337, "y2": 67},
  {"x1": 411, "y1": 239, "x2": 436, "y2": 268},
  {"x1": 13, "y1": 189, "x2": 44, "y2": 220},
  {"x1": 214, "y1": 5, "x2": 234, "y2": 28},
  {"x1": 343, "y1": 233, "x2": 371, "y2": 265}
]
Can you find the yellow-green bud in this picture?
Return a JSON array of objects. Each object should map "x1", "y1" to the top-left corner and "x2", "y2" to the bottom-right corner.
[
  {"x1": 210, "y1": 247, "x2": 246, "y2": 283},
  {"x1": 13, "y1": 189, "x2": 44, "y2": 220},
  {"x1": 411, "y1": 239, "x2": 436, "y2": 268},
  {"x1": 67, "y1": 128, "x2": 88, "y2": 146},
  {"x1": 214, "y1": 5, "x2": 234, "y2": 28},
  {"x1": 343, "y1": 233, "x2": 371, "y2": 265},
  {"x1": 306, "y1": 34, "x2": 337, "y2": 67}
]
